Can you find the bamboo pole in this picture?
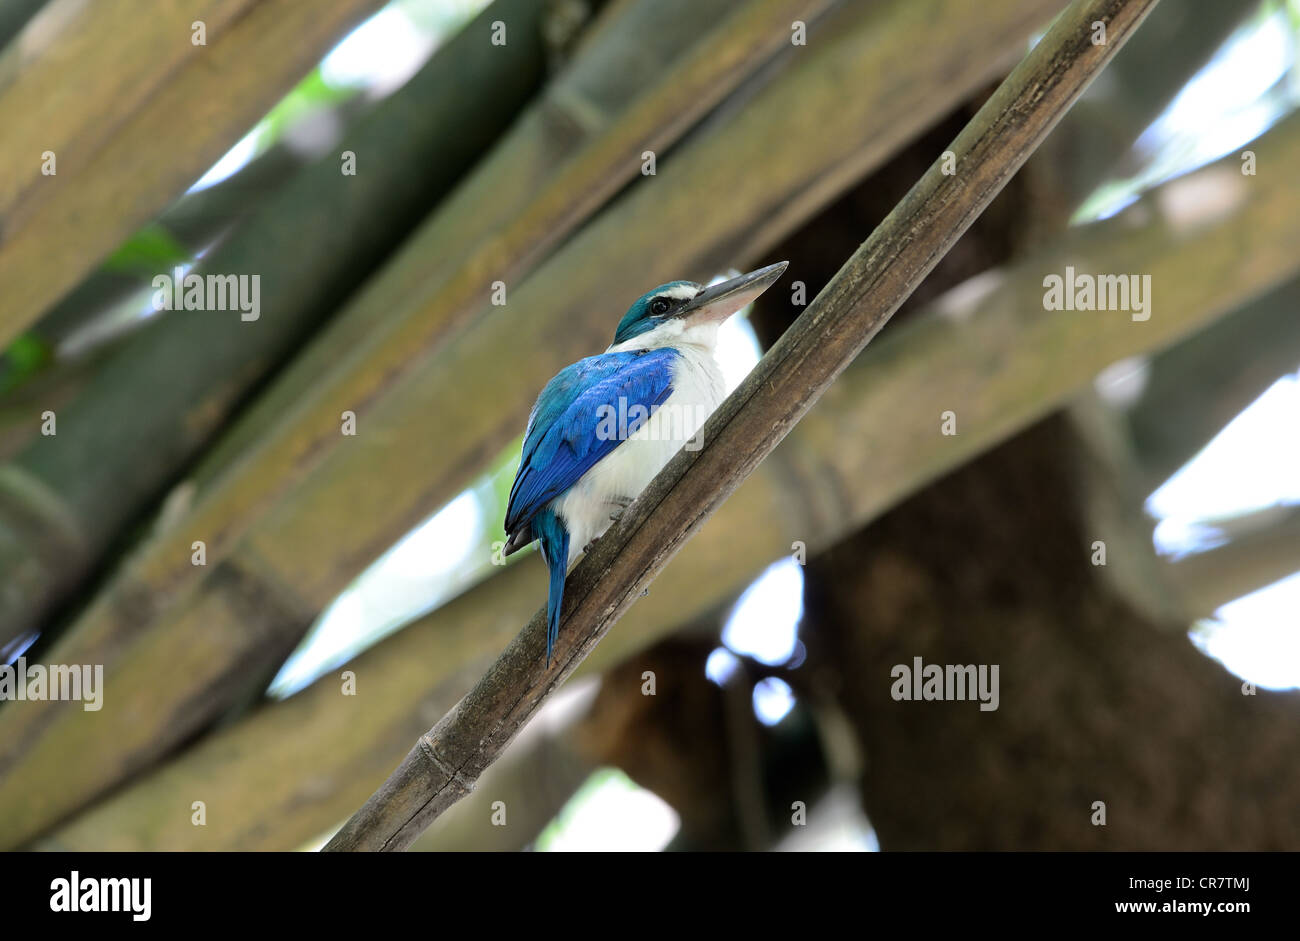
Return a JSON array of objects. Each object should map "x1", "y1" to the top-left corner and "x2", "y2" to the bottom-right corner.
[
  {"x1": 1126, "y1": 276, "x2": 1300, "y2": 491},
  {"x1": 34, "y1": 141, "x2": 317, "y2": 360},
  {"x1": 1035, "y1": 0, "x2": 1254, "y2": 212},
  {"x1": 408, "y1": 701, "x2": 598, "y2": 852},
  {"x1": 0, "y1": 0, "x2": 387, "y2": 346},
  {"x1": 0, "y1": 0, "x2": 46, "y2": 50},
  {"x1": 322, "y1": 0, "x2": 1161, "y2": 851},
  {"x1": 1164, "y1": 508, "x2": 1300, "y2": 618},
  {"x1": 39, "y1": 107, "x2": 1300, "y2": 851}
]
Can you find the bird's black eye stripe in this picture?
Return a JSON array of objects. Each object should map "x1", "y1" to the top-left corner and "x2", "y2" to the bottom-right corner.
[{"x1": 649, "y1": 297, "x2": 671, "y2": 316}]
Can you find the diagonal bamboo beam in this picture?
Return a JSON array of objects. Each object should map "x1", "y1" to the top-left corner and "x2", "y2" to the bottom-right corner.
[
  {"x1": 33, "y1": 140, "x2": 318, "y2": 361},
  {"x1": 1126, "y1": 276, "x2": 1300, "y2": 492},
  {"x1": 0, "y1": 0, "x2": 386, "y2": 346},
  {"x1": 323, "y1": 0, "x2": 1162, "y2": 851},
  {"x1": 40, "y1": 106, "x2": 1300, "y2": 851},
  {"x1": 0, "y1": 0, "x2": 47, "y2": 51},
  {"x1": 1164, "y1": 508, "x2": 1300, "y2": 618},
  {"x1": 1034, "y1": 0, "x2": 1254, "y2": 213}
]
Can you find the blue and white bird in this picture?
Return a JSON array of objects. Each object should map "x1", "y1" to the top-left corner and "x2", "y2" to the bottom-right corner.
[{"x1": 503, "y1": 261, "x2": 788, "y2": 663}]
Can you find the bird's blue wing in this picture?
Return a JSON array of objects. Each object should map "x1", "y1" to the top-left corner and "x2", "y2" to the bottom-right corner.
[{"x1": 505, "y1": 349, "x2": 679, "y2": 539}]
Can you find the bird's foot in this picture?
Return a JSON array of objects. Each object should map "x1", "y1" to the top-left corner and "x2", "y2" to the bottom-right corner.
[{"x1": 608, "y1": 495, "x2": 633, "y2": 523}]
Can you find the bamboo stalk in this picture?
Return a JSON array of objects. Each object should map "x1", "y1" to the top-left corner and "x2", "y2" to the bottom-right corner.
[
  {"x1": 0, "y1": 0, "x2": 46, "y2": 50},
  {"x1": 0, "y1": 0, "x2": 387, "y2": 346},
  {"x1": 35, "y1": 141, "x2": 316, "y2": 359},
  {"x1": 1165, "y1": 508, "x2": 1300, "y2": 618},
  {"x1": 408, "y1": 704, "x2": 598, "y2": 852},
  {"x1": 1035, "y1": 0, "x2": 1254, "y2": 212},
  {"x1": 322, "y1": 0, "x2": 1161, "y2": 852},
  {"x1": 1126, "y1": 276, "x2": 1300, "y2": 491},
  {"x1": 39, "y1": 106, "x2": 1300, "y2": 851}
]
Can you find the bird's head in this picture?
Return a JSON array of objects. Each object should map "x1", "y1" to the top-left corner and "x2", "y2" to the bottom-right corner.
[{"x1": 609, "y1": 261, "x2": 788, "y2": 351}]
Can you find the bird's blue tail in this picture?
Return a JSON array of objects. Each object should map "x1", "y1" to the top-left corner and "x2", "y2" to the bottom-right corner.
[{"x1": 532, "y1": 509, "x2": 570, "y2": 666}]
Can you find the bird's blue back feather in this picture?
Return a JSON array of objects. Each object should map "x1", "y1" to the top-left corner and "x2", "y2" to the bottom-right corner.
[{"x1": 505, "y1": 348, "x2": 679, "y2": 539}]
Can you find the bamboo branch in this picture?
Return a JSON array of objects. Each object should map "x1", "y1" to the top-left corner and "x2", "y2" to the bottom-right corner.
[
  {"x1": 408, "y1": 705, "x2": 597, "y2": 852},
  {"x1": 0, "y1": 0, "x2": 46, "y2": 51},
  {"x1": 1127, "y1": 275, "x2": 1300, "y2": 491},
  {"x1": 1165, "y1": 507, "x2": 1300, "y2": 618},
  {"x1": 323, "y1": 0, "x2": 1159, "y2": 851},
  {"x1": 1034, "y1": 0, "x2": 1253, "y2": 212}
]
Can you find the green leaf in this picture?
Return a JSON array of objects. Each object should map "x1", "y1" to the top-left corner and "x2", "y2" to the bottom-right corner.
[
  {"x1": 0, "y1": 333, "x2": 53, "y2": 395},
  {"x1": 102, "y1": 224, "x2": 190, "y2": 276}
]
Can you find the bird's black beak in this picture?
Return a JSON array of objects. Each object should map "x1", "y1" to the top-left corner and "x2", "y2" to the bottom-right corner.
[{"x1": 675, "y1": 261, "x2": 789, "y2": 325}]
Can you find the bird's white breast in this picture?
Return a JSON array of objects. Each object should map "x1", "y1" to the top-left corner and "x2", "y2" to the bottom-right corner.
[{"x1": 552, "y1": 343, "x2": 725, "y2": 565}]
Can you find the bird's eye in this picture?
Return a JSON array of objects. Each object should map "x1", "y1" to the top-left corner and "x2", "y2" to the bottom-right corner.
[{"x1": 649, "y1": 298, "x2": 671, "y2": 316}]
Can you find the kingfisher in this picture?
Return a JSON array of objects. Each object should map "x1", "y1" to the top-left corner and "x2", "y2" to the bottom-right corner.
[{"x1": 503, "y1": 261, "x2": 789, "y2": 663}]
